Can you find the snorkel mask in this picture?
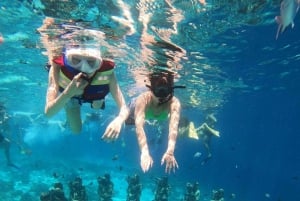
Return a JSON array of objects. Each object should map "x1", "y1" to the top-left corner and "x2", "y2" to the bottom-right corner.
[
  {"x1": 146, "y1": 72, "x2": 186, "y2": 105},
  {"x1": 152, "y1": 85, "x2": 173, "y2": 98},
  {"x1": 64, "y1": 46, "x2": 102, "y2": 74}
]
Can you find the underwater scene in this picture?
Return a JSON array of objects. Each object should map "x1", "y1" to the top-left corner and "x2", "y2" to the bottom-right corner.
[{"x1": 0, "y1": 0, "x2": 300, "y2": 201}]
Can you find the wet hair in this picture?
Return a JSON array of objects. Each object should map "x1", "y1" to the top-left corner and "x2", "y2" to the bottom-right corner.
[{"x1": 150, "y1": 71, "x2": 174, "y2": 88}]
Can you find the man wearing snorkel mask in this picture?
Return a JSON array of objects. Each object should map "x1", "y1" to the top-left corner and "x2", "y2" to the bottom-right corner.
[
  {"x1": 44, "y1": 45, "x2": 129, "y2": 138},
  {"x1": 126, "y1": 71, "x2": 185, "y2": 173}
]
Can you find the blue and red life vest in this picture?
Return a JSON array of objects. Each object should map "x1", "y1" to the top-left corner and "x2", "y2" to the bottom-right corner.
[{"x1": 53, "y1": 55, "x2": 115, "y2": 103}]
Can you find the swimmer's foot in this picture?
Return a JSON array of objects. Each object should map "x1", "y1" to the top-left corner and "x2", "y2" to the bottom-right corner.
[{"x1": 201, "y1": 154, "x2": 212, "y2": 165}]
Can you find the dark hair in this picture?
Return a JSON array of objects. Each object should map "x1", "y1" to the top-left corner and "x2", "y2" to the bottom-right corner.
[{"x1": 149, "y1": 71, "x2": 174, "y2": 89}]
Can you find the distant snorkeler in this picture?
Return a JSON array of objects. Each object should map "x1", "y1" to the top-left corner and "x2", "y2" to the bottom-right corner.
[
  {"x1": 38, "y1": 17, "x2": 129, "y2": 138},
  {"x1": 0, "y1": 105, "x2": 23, "y2": 169},
  {"x1": 179, "y1": 113, "x2": 220, "y2": 165},
  {"x1": 125, "y1": 70, "x2": 185, "y2": 173},
  {"x1": 0, "y1": 133, "x2": 21, "y2": 169}
]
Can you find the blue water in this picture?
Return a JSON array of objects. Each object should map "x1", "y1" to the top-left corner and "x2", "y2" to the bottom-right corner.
[{"x1": 1, "y1": 0, "x2": 300, "y2": 201}]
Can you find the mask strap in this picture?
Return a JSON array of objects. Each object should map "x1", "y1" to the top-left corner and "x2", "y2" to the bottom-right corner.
[
  {"x1": 173, "y1": 85, "x2": 186, "y2": 89},
  {"x1": 145, "y1": 84, "x2": 153, "y2": 90}
]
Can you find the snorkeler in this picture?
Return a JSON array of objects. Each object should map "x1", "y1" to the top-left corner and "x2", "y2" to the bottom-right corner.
[
  {"x1": 0, "y1": 105, "x2": 19, "y2": 169},
  {"x1": 38, "y1": 17, "x2": 129, "y2": 137},
  {"x1": 1, "y1": 109, "x2": 33, "y2": 169},
  {"x1": 179, "y1": 114, "x2": 220, "y2": 165},
  {"x1": 126, "y1": 71, "x2": 185, "y2": 173},
  {"x1": 0, "y1": 133, "x2": 12, "y2": 166},
  {"x1": 0, "y1": 133, "x2": 20, "y2": 169}
]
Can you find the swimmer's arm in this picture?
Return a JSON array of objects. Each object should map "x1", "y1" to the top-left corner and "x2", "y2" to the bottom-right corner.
[
  {"x1": 166, "y1": 97, "x2": 181, "y2": 155},
  {"x1": 196, "y1": 123, "x2": 220, "y2": 137},
  {"x1": 196, "y1": 123, "x2": 206, "y2": 132},
  {"x1": 109, "y1": 72, "x2": 129, "y2": 122},
  {"x1": 203, "y1": 123, "x2": 220, "y2": 137},
  {"x1": 134, "y1": 94, "x2": 149, "y2": 154},
  {"x1": 44, "y1": 65, "x2": 72, "y2": 117},
  {"x1": 37, "y1": 17, "x2": 55, "y2": 33}
]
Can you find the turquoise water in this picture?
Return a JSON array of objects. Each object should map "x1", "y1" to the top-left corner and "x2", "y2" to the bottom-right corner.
[{"x1": 0, "y1": 0, "x2": 300, "y2": 201}]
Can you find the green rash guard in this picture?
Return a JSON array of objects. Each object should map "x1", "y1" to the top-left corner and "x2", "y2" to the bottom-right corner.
[
  {"x1": 145, "y1": 107, "x2": 169, "y2": 121},
  {"x1": 125, "y1": 97, "x2": 170, "y2": 125}
]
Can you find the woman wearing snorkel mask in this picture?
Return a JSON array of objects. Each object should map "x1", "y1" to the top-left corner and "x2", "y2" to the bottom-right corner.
[{"x1": 125, "y1": 71, "x2": 185, "y2": 174}]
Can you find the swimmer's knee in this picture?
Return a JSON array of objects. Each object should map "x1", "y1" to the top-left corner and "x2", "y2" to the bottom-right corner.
[
  {"x1": 69, "y1": 124, "x2": 82, "y2": 134},
  {"x1": 65, "y1": 103, "x2": 82, "y2": 134},
  {"x1": 67, "y1": 116, "x2": 82, "y2": 134}
]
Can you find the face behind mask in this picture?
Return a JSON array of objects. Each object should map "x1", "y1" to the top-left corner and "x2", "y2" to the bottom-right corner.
[
  {"x1": 146, "y1": 71, "x2": 186, "y2": 104},
  {"x1": 152, "y1": 85, "x2": 173, "y2": 98},
  {"x1": 65, "y1": 48, "x2": 102, "y2": 74}
]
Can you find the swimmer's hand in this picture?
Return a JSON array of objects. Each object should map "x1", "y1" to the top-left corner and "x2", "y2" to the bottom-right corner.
[
  {"x1": 161, "y1": 152, "x2": 178, "y2": 174},
  {"x1": 64, "y1": 73, "x2": 89, "y2": 97},
  {"x1": 140, "y1": 150, "x2": 153, "y2": 173},
  {"x1": 101, "y1": 116, "x2": 123, "y2": 142}
]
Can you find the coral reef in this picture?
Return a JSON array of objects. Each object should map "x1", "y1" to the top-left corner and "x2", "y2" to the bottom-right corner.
[
  {"x1": 211, "y1": 188, "x2": 225, "y2": 201},
  {"x1": 126, "y1": 174, "x2": 142, "y2": 201},
  {"x1": 69, "y1": 177, "x2": 88, "y2": 201},
  {"x1": 97, "y1": 173, "x2": 114, "y2": 201},
  {"x1": 182, "y1": 182, "x2": 200, "y2": 201},
  {"x1": 40, "y1": 182, "x2": 67, "y2": 201},
  {"x1": 153, "y1": 176, "x2": 170, "y2": 201}
]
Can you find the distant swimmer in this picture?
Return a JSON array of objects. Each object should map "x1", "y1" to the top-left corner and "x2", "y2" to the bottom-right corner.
[
  {"x1": 0, "y1": 133, "x2": 19, "y2": 169},
  {"x1": 125, "y1": 71, "x2": 185, "y2": 173},
  {"x1": 179, "y1": 114, "x2": 220, "y2": 165},
  {"x1": 0, "y1": 104, "x2": 29, "y2": 169}
]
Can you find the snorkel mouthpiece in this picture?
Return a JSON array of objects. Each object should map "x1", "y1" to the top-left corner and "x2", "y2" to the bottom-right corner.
[{"x1": 153, "y1": 86, "x2": 173, "y2": 98}]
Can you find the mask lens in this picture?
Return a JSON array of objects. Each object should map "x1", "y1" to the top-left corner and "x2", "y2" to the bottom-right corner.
[
  {"x1": 70, "y1": 55, "x2": 82, "y2": 66},
  {"x1": 86, "y1": 58, "x2": 97, "y2": 68},
  {"x1": 67, "y1": 54, "x2": 100, "y2": 73},
  {"x1": 153, "y1": 86, "x2": 171, "y2": 98},
  {"x1": 65, "y1": 48, "x2": 102, "y2": 73}
]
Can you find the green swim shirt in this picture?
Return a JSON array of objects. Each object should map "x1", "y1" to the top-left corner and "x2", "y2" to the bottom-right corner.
[{"x1": 145, "y1": 108, "x2": 169, "y2": 121}]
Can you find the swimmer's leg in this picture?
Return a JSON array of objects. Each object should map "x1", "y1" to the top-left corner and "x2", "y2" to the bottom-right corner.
[{"x1": 65, "y1": 99, "x2": 82, "y2": 134}]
